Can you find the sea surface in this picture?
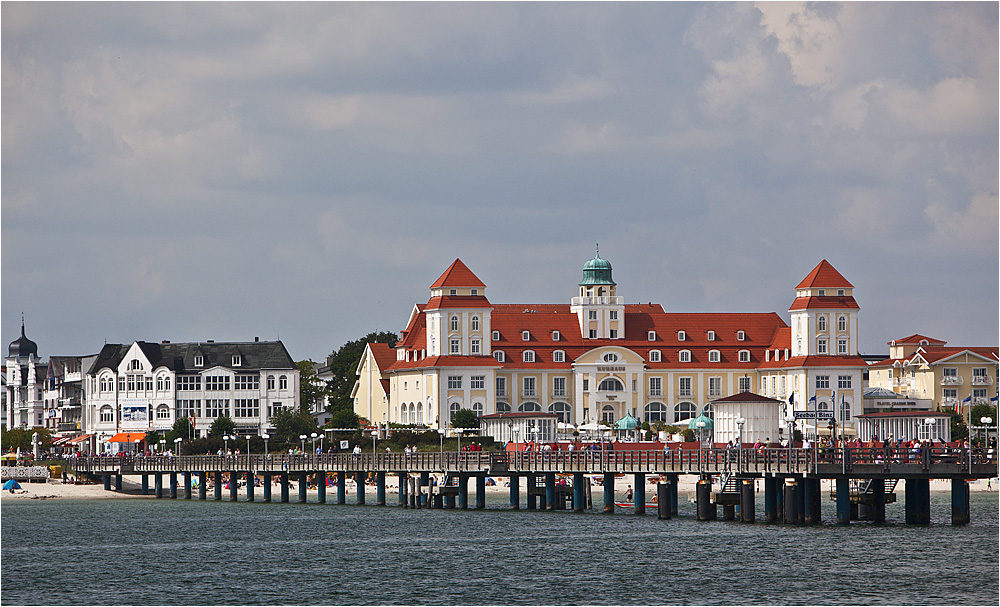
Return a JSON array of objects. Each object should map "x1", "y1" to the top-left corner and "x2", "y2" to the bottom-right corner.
[{"x1": 1, "y1": 491, "x2": 997, "y2": 605}]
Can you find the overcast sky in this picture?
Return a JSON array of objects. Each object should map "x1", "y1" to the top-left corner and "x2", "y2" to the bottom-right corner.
[{"x1": 3, "y1": 2, "x2": 997, "y2": 363}]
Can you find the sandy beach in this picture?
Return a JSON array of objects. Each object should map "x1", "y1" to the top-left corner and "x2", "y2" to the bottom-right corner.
[{"x1": 1, "y1": 473, "x2": 995, "y2": 502}]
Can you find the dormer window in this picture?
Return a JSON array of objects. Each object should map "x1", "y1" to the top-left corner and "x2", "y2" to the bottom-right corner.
[
  {"x1": 677, "y1": 331, "x2": 686, "y2": 341},
  {"x1": 553, "y1": 350, "x2": 565, "y2": 363},
  {"x1": 522, "y1": 331, "x2": 530, "y2": 341},
  {"x1": 837, "y1": 289, "x2": 845, "y2": 296},
  {"x1": 707, "y1": 331, "x2": 715, "y2": 341},
  {"x1": 523, "y1": 350, "x2": 535, "y2": 363},
  {"x1": 450, "y1": 289, "x2": 457, "y2": 295},
  {"x1": 649, "y1": 350, "x2": 661, "y2": 363},
  {"x1": 232, "y1": 355, "x2": 242, "y2": 367},
  {"x1": 471, "y1": 289, "x2": 478, "y2": 296},
  {"x1": 818, "y1": 289, "x2": 826, "y2": 296},
  {"x1": 494, "y1": 351, "x2": 505, "y2": 363},
  {"x1": 648, "y1": 331, "x2": 656, "y2": 341},
  {"x1": 130, "y1": 359, "x2": 141, "y2": 371},
  {"x1": 679, "y1": 350, "x2": 691, "y2": 363},
  {"x1": 737, "y1": 331, "x2": 745, "y2": 341},
  {"x1": 492, "y1": 330, "x2": 500, "y2": 341},
  {"x1": 708, "y1": 350, "x2": 720, "y2": 363},
  {"x1": 194, "y1": 355, "x2": 204, "y2": 367},
  {"x1": 552, "y1": 331, "x2": 560, "y2": 341},
  {"x1": 738, "y1": 350, "x2": 750, "y2": 363}
]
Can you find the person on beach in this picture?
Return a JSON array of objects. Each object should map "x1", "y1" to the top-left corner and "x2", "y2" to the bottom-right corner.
[{"x1": 625, "y1": 485, "x2": 633, "y2": 501}]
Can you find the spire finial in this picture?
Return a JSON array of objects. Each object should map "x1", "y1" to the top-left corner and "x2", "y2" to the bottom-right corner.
[
  {"x1": 596, "y1": 243, "x2": 600, "y2": 257},
  {"x1": 21, "y1": 313, "x2": 25, "y2": 336}
]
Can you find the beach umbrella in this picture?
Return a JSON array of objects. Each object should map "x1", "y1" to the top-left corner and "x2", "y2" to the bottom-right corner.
[
  {"x1": 3, "y1": 479, "x2": 22, "y2": 491},
  {"x1": 1, "y1": 453, "x2": 17, "y2": 460}
]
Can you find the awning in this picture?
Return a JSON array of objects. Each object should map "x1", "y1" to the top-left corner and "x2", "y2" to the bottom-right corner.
[
  {"x1": 52, "y1": 436, "x2": 73, "y2": 446},
  {"x1": 108, "y1": 432, "x2": 147, "y2": 443},
  {"x1": 67, "y1": 434, "x2": 94, "y2": 445}
]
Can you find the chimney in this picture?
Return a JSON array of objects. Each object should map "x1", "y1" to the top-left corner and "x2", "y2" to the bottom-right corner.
[
  {"x1": 207, "y1": 340, "x2": 214, "y2": 343},
  {"x1": 162, "y1": 340, "x2": 170, "y2": 344},
  {"x1": 255, "y1": 336, "x2": 259, "y2": 342}
]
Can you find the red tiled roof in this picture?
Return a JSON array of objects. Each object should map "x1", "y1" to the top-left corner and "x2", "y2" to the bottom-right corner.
[
  {"x1": 368, "y1": 343, "x2": 397, "y2": 372},
  {"x1": 795, "y1": 260, "x2": 854, "y2": 289},
  {"x1": 379, "y1": 379, "x2": 390, "y2": 394},
  {"x1": 388, "y1": 355, "x2": 503, "y2": 371},
  {"x1": 424, "y1": 296, "x2": 492, "y2": 311},
  {"x1": 867, "y1": 357, "x2": 907, "y2": 369},
  {"x1": 788, "y1": 296, "x2": 859, "y2": 311},
  {"x1": 767, "y1": 327, "x2": 791, "y2": 350},
  {"x1": 915, "y1": 347, "x2": 999, "y2": 364},
  {"x1": 761, "y1": 355, "x2": 869, "y2": 369},
  {"x1": 890, "y1": 334, "x2": 946, "y2": 346},
  {"x1": 430, "y1": 259, "x2": 486, "y2": 289}
]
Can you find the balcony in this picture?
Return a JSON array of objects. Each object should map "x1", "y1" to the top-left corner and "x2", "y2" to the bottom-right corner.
[
  {"x1": 941, "y1": 376, "x2": 963, "y2": 386},
  {"x1": 571, "y1": 295, "x2": 625, "y2": 306},
  {"x1": 971, "y1": 376, "x2": 993, "y2": 386}
]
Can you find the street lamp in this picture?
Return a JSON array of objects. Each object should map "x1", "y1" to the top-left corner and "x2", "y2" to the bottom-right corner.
[
  {"x1": 261, "y1": 433, "x2": 269, "y2": 458},
  {"x1": 981, "y1": 416, "x2": 993, "y2": 448},
  {"x1": 785, "y1": 414, "x2": 796, "y2": 468},
  {"x1": 173, "y1": 436, "x2": 182, "y2": 456},
  {"x1": 923, "y1": 417, "x2": 937, "y2": 442},
  {"x1": 311, "y1": 432, "x2": 318, "y2": 454},
  {"x1": 299, "y1": 434, "x2": 307, "y2": 454},
  {"x1": 508, "y1": 421, "x2": 514, "y2": 446},
  {"x1": 245, "y1": 434, "x2": 251, "y2": 455},
  {"x1": 736, "y1": 417, "x2": 746, "y2": 469},
  {"x1": 159, "y1": 438, "x2": 166, "y2": 455},
  {"x1": 223, "y1": 435, "x2": 231, "y2": 453}
]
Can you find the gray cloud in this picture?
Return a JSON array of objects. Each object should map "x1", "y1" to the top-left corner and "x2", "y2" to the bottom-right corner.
[{"x1": 3, "y1": 2, "x2": 997, "y2": 361}]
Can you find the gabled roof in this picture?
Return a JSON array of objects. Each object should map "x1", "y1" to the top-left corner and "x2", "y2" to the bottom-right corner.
[
  {"x1": 424, "y1": 295, "x2": 492, "y2": 311},
  {"x1": 88, "y1": 340, "x2": 296, "y2": 374},
  {"x1": 915, "y1": 347, "x2": 999, "y2": 365},
  {"x1": 368, "y1": 343, "x2": 398, "y2": 372},
  {"x1": 788, "y1": 295, "x2": 859, "y2": 311},
  {"x1": 795, "y1": 260, "x2": 854, "y2": 289},
  {"x1": 889, "y1": 334, "x2": 947, "y2": 346},
  {"x1": 430, "y1": 259, "x2": 486, "y2": 289}
]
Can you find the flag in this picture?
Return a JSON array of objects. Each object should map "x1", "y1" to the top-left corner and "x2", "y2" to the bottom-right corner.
[
  {"x1": 808, "y1": 395, "x2": 816, "y2": 404},
  {"x1": 962, "y1": 395, "x2": 972, "y2": 404},
  {"x1": 991, "y1": 395, "x2": 998, "y2": 404}
]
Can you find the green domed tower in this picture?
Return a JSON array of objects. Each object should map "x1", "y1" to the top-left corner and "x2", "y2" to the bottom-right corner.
[{"x1": 571, "y1": 246, "x2": 624, "y2": 340}]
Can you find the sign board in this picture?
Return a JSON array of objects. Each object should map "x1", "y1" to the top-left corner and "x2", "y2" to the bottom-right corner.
[
  {"x1": 794, "y1": 411, "x2": 835, "y2": 420},
  {"x1": 340, "y1": 440, "x2": 349, "y2": 449},
  {"x1": 121, "y1": 400, "x2": 149, "y2": 430}
]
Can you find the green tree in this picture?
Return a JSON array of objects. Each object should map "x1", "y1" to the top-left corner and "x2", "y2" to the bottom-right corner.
[
  {"x1": 1, "y1": 427, "x2": 53, "y2": 452},
  {"x1": 451, "y1": 408, "x2": 480, "y2": 429},
  {"x1": 970, "y1": 403, "x2": 997, "y2": 426},
  {"x1": 208, "y1": 414, "x2": 236, "y2": 437},
  {"x1": 329, "y1": 408, "x2": 361, "y2": 431},
  {"x1": 324, "y1": 331, "x2": 399, "y2": 414},
  {"x1": 270, "y1": 407, "x2": 318, "y2": 443},
  {"x1": 297, "y1": 359, "x2": 329, "y2": 414},
  {"x1": 941, "y1": 407, "x2": 969, "y2": 440}
]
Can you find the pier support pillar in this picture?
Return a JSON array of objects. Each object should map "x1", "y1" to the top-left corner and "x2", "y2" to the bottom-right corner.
[
  {"x1": 905, "y1": 478, "x2": 931, "y2": 525},
  {"x1": 263, "y1": 474, "x2": 272, "y2": 503},
  {"x1": 169, "y1": 473, "x2": 178, "y2": 499},
  {"x1": 475, "y1": 475, "x2": 486, "y2": 509},
  {"x1": 104, "y1": 475, "x2": 111, "y2": 491},
  {"x1": 297, "y1": 473, "x2": 307, "y2": 503},
  {"x1": 228, "y1": 473, "x2": 238, "y2": 502},
  {"x1": 723, "y1": 504, "x2": 736, "y2": 521},
  {"x1": 355, "y1": 473, "x2": 365, "y2": 505},
  {"x1": 634, "y1": 473, "x2": 645, "y2": 514},
  {"x1": 444, "y1": 493, "x2": 455, "y2": 509},
  {"x1": 546, "y1": 473, "x2": 557, "y2": 511},
  {"x1": 317, "y1": 471, "x2": 326, "y2": 504},
  {"x1": 154, "y1": 473, "x2": 163, "y2": 499},
  {"x1": 399, "y1": 473, "x2": 408, "y2": 508},
  {"x1": 526, "y1": 474, "x2": 537, "y2": 510},
  {"x1": 573, "y1": 473, "x2": 585, "y2": 513},
  {"x1": 657, "y1": 483, "x2": 671, "y2": 520},
  {"x1": 245, "y1": 472, "x2": 254, "y2": 502},
  {"x1": 411, "y1": 476, "x2": 419, "y2": 509},
  {"x1": 509, "y1": 473, "x2": 520, "y2": 510},
  {"x1": 115, "y1": 474, "x2": 123, "y2": 492},
  {"x1": 668, "y1": 475, "x2": 679, "y2": 517},
  {"x1": 740, "y1": 480, "x2": 755, "y2": 523},
  {"x1": 376, "y1": 472, "x2": 385, "y2": 506},
  {"x1": 142, "y1": 475, "x2": 149, "y2": 495},
  {"x1": 213, "y1": 472, "x2": 222, "y2": 501},
  {"x1": 603, "y1": 473, "x2": 615, "y2": 513},
  {"x1": 419, "y1": 472, "x2": 429, "y2": 508},
  {"x1": 458, "y1": 474, "x2": 469, "y2": 509},
  {"x1": 870, "y1": 478, "x2": 886, "y2": 524},
  {"x1": 836, "y1": 478, "x2": 851, "y2": 525},
  {"x1": 775, "y1": 478, "x2": 784, "y2": 520},
  {"x1": 183, "y1": 472, "x2": 191, "y2": 499},
  {"x1": 783, "y1": 479, "x2": 800, "y2": 525},
  {"x1": 280, "y1": 472, "x2": 289, "y2": 503},
  {"x1": 951, "y1": 478, "x2": 970, "y2": 526},
  {"x1": 696, "y1": 479, "x2": 715, "y2": 521},
  {"x1": 198, "y1": 472, "x2": 207, "y2": 500},
  {"x1": 763, "y1": 477, "x2": 777, "y2": 522},
  {"x1": 337, "y1": 471, "x2": 346, "y2": 505},
  {"x1": 803, "y1": 478, "x2": 821, "y2": 524}
]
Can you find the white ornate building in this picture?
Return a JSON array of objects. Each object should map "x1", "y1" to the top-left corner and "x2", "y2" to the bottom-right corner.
[
  {"x1": 4, "y1": 321, "x2": 47, "y2": 429},
  {"x1": 84, "y1": 339, "x2": 299, "y2": 451},
  {"x1": 369, "y1": 254, "x2": 868, "y2": 438}
]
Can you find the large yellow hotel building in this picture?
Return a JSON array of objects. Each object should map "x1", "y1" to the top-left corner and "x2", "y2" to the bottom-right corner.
[{"x1": 353, "y1": 253, "x2": 868, "y2": 435}]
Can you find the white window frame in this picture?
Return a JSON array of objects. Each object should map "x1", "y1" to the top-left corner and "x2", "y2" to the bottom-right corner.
[
  {"x1": 679, "y1": 350, "x2": 691, "y2": 363},
  {"x1": 492, "y1": 330, "x2": 500, "y2": 341},
  {"x1": 552, "y1": 331, "x2": 560, "y2": 341},
  {"x1": 648, "y1": 331, "x2": 656, "y2": 341},
  {"x1": 522, "y1": 330, "x2": 530, "y2": 341},
  {"x1": 737, "y1": 331, "x2": 745, "y2": 341},
  {"x1": 450, "y1": 339, "x2": 461, "y2": 355},
  {"x1": 471, "y1": 316, "x2": 480, "y2": 332},
  {"x1": 708, "y1": 350, "x2": 720, "y2": 363},
  {"x1": 523, "y1": 350, "x2": 535, "y2": 363},
  {"x1": 471, "y1": 339, "x2": 481, "y2": 355},
  {"x1": 232, "y1": 355, "x2": 241, "y2": 367},
  {"x1": 553, "y1": 350, "x2": 565, "y2": 363},
  {"x1": 451, "y1": 316, "x2": 460, "y2": 332},
  {"x1": 738, "y1": 350, "x2": 750, "y2": 363},
  {"x1": 494, "y1": 351, "x2": 505, "y2": 363},
  {"x1": 649, "y1": 350, "x2": 661, "y2": 363},
  {"x1": 707, "y1": 330, "x2": 715, "y2": 341},
  {"x1": 677, "y1": 331, "x2": 686, "y2": 341}
]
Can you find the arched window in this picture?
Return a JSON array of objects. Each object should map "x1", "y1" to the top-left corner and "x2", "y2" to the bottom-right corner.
[
  {"x1": 549, "y1": 402, "x2": 571, "y2": 423},
  {"x1": 644, "y1": 402, "x2": 667, "y2": 423},
  {"x1": 553, "y1": 350, "x2": 565, "y2": 363},
  {"x1": 817, "y1": 400, "x2": 829, "y2": 411},
  {"x1": 99, "y1": 405, "x2": 114, "y2": 423},
  {"x1": 838, "y1": 316, "x2": 846, "y2": 332},
  {"x1": 708, "y1": 350, "x2": 720, "y2": 363},
  {"x1": 472, "y1": 402, "x2": 484, "y2": 417},
  {"x1": 603, "y1": 352, "x2": 619, "y2": 362},
  {"x1": 449, "y1": 401, "x2": 461, "y2": 421},
  {"x1": 518, "y1": 402, "x2": 541, "y2": 412},
  {"x1": 416, "y1": 402, "x2": 424, "y2": 424},
  {"x1": 496, "y1": 402, "x2": 511, "y2": 413},
  {"x1": 679, "y1": 350, "x2": 691, "y2": 363},
  {"x1": 408, "y1": 403, "x2": 416, "y2": 425},
  {"x1": 156, "y1": 404, "x2": 171, "y2": 420},
  {"x1": 649, "y1": 350, "x2": 661, "y2": 362},
  {"x1": 598, "y1": 378, "x2": 624, "y2": 392},
  {"x1": 279, "y1": 375, "x2": 288, "y2": 390},
  {"x1": 601, "y1": 405, "x2": 615, "y2": 423},
  {"x1": 471, "y1": 316, "x2": 480, "y2": 332},
  {"x1": 702, "y1": 403, "x2": 713, "y2": 419},
  {"x1": 451, "y1": 316, "x2": 459, "y2": 332},
  {"x1": 674, "y1": 402, "x2": 696, "y2": 423},
  {"x1": 839, "y1": 400, "x2": 851, "y2": 425},
  {"x1": 818, "y1": 316, "x2": 826, "y2": 331}
]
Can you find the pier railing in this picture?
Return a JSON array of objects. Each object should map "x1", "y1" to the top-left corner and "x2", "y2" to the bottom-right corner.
[{"x1": 60, "y1": 445, "x2": 996, "y2": 479}]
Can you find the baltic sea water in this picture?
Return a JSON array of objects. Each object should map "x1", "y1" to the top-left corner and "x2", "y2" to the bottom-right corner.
[{"x1": 1, "y1": 491, "x2": 997, "y2": 605}]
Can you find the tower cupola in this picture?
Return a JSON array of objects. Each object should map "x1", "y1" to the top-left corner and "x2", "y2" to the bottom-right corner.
[{"x1": 7, "y1": 319, "x2": 38, "y2": 360}]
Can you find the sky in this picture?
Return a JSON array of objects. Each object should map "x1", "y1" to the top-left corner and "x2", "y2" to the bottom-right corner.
[{"x1": 2, "y1": 2, "x2": 997, "y2": 364}]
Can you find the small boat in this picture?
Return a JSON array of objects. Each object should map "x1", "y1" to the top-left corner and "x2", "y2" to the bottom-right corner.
[{"x1": 615, "y1": 499, "x2": 657, "y2": 508}]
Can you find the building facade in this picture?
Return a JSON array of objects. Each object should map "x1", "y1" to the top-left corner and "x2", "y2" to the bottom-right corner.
[
  {"x1": 43, "y1": 355, "x2": 97, "y2": 435},
  {"x1": 373, "y1": 254, "x2": 868, "y2": 437},
  {"x1": 4, "y1": 321, "x2": 47, "y2": 429},
  {"x1": 84, "y1": 339, "x2": 299, "y2": 451}
]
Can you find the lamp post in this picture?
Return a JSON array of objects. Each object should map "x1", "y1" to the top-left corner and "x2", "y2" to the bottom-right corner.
[
  {"x1": 785, "y1": 414, "x2": 796, "y2": 469},
  {"x1": 736, "y1": 417, "x2": 746, "y2": 470},
  {"x1": 508, "y1": 421, "x2": 514, "y2": 447},
  {"x1": 159, "y1": 438, "x2": 166, "y2": 455},
  {"x1": 299, "y1": 434, "x2": 307, "y2": 454},
  {"x1": 173, "y1": 436, "x2": 182, "y2": 456},
  {"x1": 245, "y1": 435, "x2": 251, "y2": 456},
  {"x1": 980, "y1": 416, "x2": 993, "y2": 450},
  {"x1": 223, "y1": 435, "x2": 231, "y2": 454},
  {"x1": 261, "y1": 433, "x2": 269, "y2": 458},
  {"x1": 696, "y1": 420, "x2": 706, "y2": 472},
  {"x1": 311, "y1": 432, "x2": 318, "y2": 454}
]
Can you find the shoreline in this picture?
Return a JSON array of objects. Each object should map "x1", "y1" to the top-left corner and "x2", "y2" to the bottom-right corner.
[{"x1": 2, "y1": 474, "x2": 995, "y2": 502}]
